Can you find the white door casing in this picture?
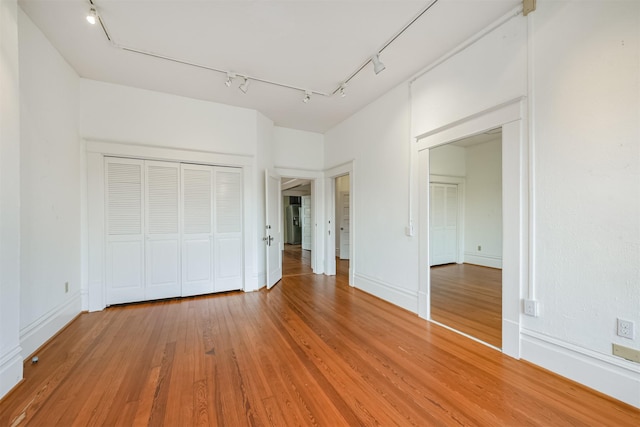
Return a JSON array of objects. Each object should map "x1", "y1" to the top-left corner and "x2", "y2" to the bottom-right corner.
[
  {"x1": 339, "y1": 191, "x2": 350, "y2": 260},
  {"x1": 265, "y1": 170, "x2": 282, "y2": 289},
  {"x1": 301, "y1": 195, "x2": 312, "y2": 251}
]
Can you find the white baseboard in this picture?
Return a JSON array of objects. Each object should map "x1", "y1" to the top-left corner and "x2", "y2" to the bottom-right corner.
[
  {"x1": 464, "y1": 253, "x2": 502, "y2": 269},
  {"x1": 81, "y1": 288, "x2": 89, "y2": 311},
  {"x1": 20, "y1": 291, "x2": 82, "y2": 359},
  {"x1": 354, "y1": 273, "x2": 418, "y2": 314},
  {"x1": 0, "y1": 344, "x2": 23, "y2": 399},
  {"x1": 521, "y1": 329, "x2": 640, "y2": 408}
]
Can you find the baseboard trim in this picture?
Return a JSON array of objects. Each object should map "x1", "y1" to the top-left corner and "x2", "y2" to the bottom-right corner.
[
  {"x1": 20, "y1": 291, "x2": 82, "y2": 359},
  {"x1": 464, "y1": 253, "x2": 502, "y2": 269},
  {"x1": 0, "y1": 345, "x2": 23, "y2": 399},
  {"x1": 354, "y1": 273, "x2": 418, "y2": 314},
  {"x1": 521, "y1": 329, "x2": 640, "y2": 408}
]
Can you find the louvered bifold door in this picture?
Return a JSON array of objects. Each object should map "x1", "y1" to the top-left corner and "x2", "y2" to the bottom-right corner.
[
  {"x1": 181, "y1": 164, "x2": 214, "y2": 296},
  {"x1": 106, "y1": 158, "x2": 145, "y2": 304},
  {"x1": 145, "y1": 161, "x2": 181, "y2": 300},
  {"x1": 213, "y1": 167, "x2": 243, "y2": 292}
]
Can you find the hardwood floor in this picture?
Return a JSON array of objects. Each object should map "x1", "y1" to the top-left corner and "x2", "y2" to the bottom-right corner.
[
  {"x1": 1, "y1": 254, "x2": 638, "y2": 426},
  {"x1": 430, "y1": 263, "x2": 502, "y2": 348},
  {"x1": 282, "y1": 244, "x2": 312, "y2": 277}
]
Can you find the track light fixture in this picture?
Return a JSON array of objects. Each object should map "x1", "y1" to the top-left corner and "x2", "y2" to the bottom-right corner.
[
  {"x1": 86, "y1": 7, "x2": 97, "y2": 25},
  {"x1": 238, "y1": 77, "x2": 250, "y2": 94},
  {"x1": 371, "y1": 54, "x2": 386, "y2": 75},
  {"x1": 339, "y1": 84, "x2": 347, "y2": 98},
  {"x1": 86, "y1": 0, "x2": 443, "y2": 99},
  {"x1": 225, "y1": 72, "x2": 236, "y2": 87}
]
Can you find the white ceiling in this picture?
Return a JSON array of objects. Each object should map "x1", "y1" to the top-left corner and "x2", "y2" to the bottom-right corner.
[{"x1": 19, "y1": 0, "x2": 520, "y2": 133}]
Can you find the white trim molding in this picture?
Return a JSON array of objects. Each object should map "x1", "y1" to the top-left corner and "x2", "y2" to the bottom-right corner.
[
  {"x1": 0, "y1": 345, "x2": 23, "y2": 398},
  {"x1": 522, "y1": 329, "x2": 640, "y2": 408},
  {"x1": 20, "y1": 290, "x2": 82, "y2": 359},
  {"x1": 354, "y1": 273, "x2": 418, "y2": 314},
  {"x1": 463, "y1": 253, "x2": 503, "y2": 269}
]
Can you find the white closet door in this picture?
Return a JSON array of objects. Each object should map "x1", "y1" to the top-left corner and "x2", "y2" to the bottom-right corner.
[
  {"x1": 145, "y1": 161, "x2": 181, "y2": 300},
  {"x1": 106, "y1": 158, "x2": 145, "y2": 304},
  {"x1": 430, "y1": 183, "x2": 458, "y2": 266},
  {"x1": 213, "y1": 167, "x2": 243, "y2": 292},
  {"x1": 181, "y1": 164, "x2": 214, "y2": 296}
]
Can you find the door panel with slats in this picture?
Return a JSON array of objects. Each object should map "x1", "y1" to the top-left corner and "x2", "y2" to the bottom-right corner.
[
  {"x1": 105, "y1": 158, "x2": 244, "y2": 304},
  {"x1": 214, "y1": 167, "x2": 243, "y2": 292},
  {"x1": 181, "y1": 164, "x2": 214, "y2": 296},
  {"x1": 106, "y1": 158, "x2": 145, "y2": 304},
  {"x1": 145, "y1": 161, "x2": 181, "y2": 300}
]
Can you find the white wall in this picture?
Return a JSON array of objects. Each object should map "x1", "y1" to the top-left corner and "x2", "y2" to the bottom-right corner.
[
  {"x1": 464, "y1": 139, "x2": 502, "y2": 267},
  {"x1": 325, "y1": 84, "x2": 418, "y2": 311},
  {"x1": 522, "y1": 1, "x2": 639, "y2": 405},
  {"x1": 273, "y1": 126, "x2": 324, "y2": 171},
  {"x1": 0, "y1": 0, "x2": 23, "y2": 399},
  {"x1": 18, "y1": 8, "x2": 82, "y2": 358},
  {"x1": 326, "y1": 0, "x2": 639, "y2": 407},
  {"x1": 80, "y1": 79, "x2": 257, "y2": 155},
  {"x1": 429, "y1": 144, "x2": 465, "y2": 177}
]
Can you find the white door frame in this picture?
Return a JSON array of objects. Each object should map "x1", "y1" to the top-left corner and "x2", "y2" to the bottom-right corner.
[
  {"x1": 274, "y1": 167, "x2": 324, "y2": 274},
  {"x1": 324, "y1": 161, "x2": 354, "y2": 286},
  {"x1": 416, "y1": 98, "x2": 527, "y2": 359}
]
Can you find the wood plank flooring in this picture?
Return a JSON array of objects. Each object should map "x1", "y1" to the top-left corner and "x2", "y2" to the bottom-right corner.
[
  {"x1": 1, "y1": 250, "x2": 639, "y2": 425},
  {"x1": 430, "y1": 263, "x2": 502, "y2": 348}
]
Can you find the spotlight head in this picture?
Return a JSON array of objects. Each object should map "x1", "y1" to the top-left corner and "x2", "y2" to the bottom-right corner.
[
  {"x1": 238, "y1": 78, "x2": 250, "y2": 94},
  {"x1": 372, "y1": 54, "x2": 386, "y2": 75},
  {"x1": 87, "y1": 8, "x2": 97, "y2": 25},
  {"x1": 225, "y1": 72, "x2": 236, "y2": 88},
  {"x1": 303, "y1": 91, "x2": 312, "y2": 103},
  {"x1": 339, "y1": 83, "x2": 347, "y2": 98}
]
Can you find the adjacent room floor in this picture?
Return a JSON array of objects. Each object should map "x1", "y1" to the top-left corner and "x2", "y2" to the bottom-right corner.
[
  {"x1": 430, "y1": 263, "x2": 502, "y2": 348},
  {"x1": 1, "y1": 250, "x2": 638, "y2": 425}
]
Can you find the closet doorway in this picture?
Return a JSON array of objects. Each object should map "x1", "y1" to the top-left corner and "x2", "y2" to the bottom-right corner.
[{"x1": 105, "y1": 157, "x2": 243, "y2": 305}]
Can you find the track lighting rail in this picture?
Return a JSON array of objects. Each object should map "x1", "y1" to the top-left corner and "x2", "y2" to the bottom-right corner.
[{"x1": 87, "y1": 0, "x2": 441, "y2": 100}]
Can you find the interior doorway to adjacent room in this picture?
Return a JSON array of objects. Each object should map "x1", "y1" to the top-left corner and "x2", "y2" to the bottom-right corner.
[
  {"x1": 281, "y1": 177, "x2": 313, "y2": 276},
  {"x1": 335, "y1": 174, "x2": 350, "y2": 261},
  {"x1": 429, "y1": 129, "x2": 503, "y2": 349}
]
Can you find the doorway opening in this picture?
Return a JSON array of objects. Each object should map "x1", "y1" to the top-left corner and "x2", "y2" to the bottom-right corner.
[
  {"x1": 281, "y1": 177, "x2": 313, "y2": 277},
  {"x1": 428, "y1": 129, "x2": 503, "y2": 349},
  {"x1": 334, "y1": 174, "x2": 350, "y2": 278}
]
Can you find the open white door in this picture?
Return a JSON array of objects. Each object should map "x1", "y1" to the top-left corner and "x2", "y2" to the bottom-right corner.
[
  {"x1": 339, "y1": 191, "x2": 350, "y2": 260},
  {"x1": 265, "y1": 170, "x2": 282, "y2": 289},
  {"x1": 301, "y1": 195, "x2": 312, "y2": 251}
]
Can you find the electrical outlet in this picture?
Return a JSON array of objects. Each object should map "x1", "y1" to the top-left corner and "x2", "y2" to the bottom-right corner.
[
  {"x1": 477, "y1": 245, "x2": 482, "y2": 251},
  {"x1": 524, "y1": 299, "x2": 539, "y2": 317},
  {"x1": 617, "y1": 319, "x2": 635, "y2": 339},
  {"x1": 65, "y1": 282, "x2": 69, "y2": 293}
]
